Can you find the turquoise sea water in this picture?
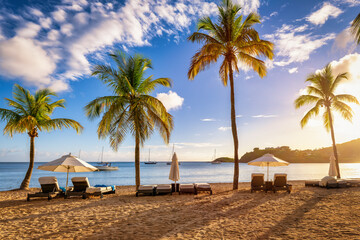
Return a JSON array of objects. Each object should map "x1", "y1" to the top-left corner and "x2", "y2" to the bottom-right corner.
[{"x1": 1, "y1": 162, "x2": 360, "y2": 191}]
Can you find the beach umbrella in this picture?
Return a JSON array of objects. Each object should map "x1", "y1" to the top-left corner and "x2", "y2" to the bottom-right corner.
[
  {"x1": 247, "y1": 153, "x2": 289, "y2": 181},
  {"x1": 328, "y1": 155, "x2": 338, "y2": 177},
  {"x1": 38, "y1": 153, "x2": 98, "y2": 189},
  {"x1": 169, "y1": 152, "x2": 180, "y2": 184}
]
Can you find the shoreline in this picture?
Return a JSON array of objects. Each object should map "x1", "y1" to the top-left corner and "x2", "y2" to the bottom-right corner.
[{"x1": 2, "y1": 181, "x2": 360, "y2": 239}]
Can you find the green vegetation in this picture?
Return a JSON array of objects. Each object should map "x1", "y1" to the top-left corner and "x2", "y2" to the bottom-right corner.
[
  {"x1": 188, "y1": 0, "x2": 273, "y2": 189},
  {"x1": 240, "y1": 139, "x2": 360, "y2": 163},
  {"x1": 212, "y1": 157, "x2": 234, "y2": 163},
  {"x1": 0, "y1": 84, "x2": 83, "y2": 189},
  {"x1": 294, "y1": 64, "x2": 359, "y2": 177},
  {"x1": 85, "y1": 51, "x2": 173, "y2": 190}
]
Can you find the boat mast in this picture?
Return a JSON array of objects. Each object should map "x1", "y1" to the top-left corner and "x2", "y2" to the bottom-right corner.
[
  {"x1": 101, "y1": 147, "x2": 104, "y2": 163},
  {"x1": 148, "y1": 149, "x2": 150, "y2": 162}
]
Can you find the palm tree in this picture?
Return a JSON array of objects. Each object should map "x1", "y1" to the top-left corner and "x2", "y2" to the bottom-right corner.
[
  {"x1": 295, "y1": 64, "x2": 359, "y2": 178},
  {"x1": 351, "y1": 13, "x2": 360, "y2": 44},
  {"x1": 85, "y1": 51, "x2": 173, "y2": 189},
  {"x1": 187, "y1": 0, "x2": 274, "y2": 189},
  {"x1": 0, "y1": 84, "x2": 83, "y2": 189}
]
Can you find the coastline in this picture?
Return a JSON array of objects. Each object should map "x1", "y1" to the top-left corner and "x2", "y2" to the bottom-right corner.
[{"x1": 1, "y1": 181, "x2": 360, "y2": 239}]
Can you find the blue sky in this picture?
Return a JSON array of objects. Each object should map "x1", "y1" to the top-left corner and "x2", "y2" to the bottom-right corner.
[{"x1": 0, "y1": 0, "x2": 359, "y2": 162}]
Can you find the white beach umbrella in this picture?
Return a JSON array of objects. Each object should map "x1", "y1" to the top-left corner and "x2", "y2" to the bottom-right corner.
[
  {"x1": 169, "y1": 152, "x2": 180, "y2": 184},
  {"x1": 328, "y1": 155, "x2": 338, "y2": 177},
  {"x1": 247, "y1": 153, "x2": 289, "y2": 181},
  {"x1": 38, "y1": 153, "x2": 98, "y2": 189}
]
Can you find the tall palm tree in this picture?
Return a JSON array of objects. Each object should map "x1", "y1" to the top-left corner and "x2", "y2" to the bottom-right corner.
[
  {"x1": 188, "y1": 0, "x2": 273, "y2": 189},
  {"x1": 85, "y1": 51, "x2": 173, "y2": 189},
  {"x1": 0, "y1": 84, "x2": 83, "y2": 189},
  {"x1": 295, "y1": 64, "x2": 359, "y2": 178},
  {"x1": 351, "y1": 13, "x2": 360, "y2": 44}
]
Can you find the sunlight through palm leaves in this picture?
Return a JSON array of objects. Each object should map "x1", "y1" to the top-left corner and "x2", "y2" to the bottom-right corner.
[
  {"x1": 85, "y1": 51, "x2": 173, "y2": 189},
  {"x1": 0, "y1": 84, "x2": 83, "y2": 189},
  {"x1": 295, "y1": 64, "x2": 359, "y2": 178},
  {"x1": 187, "y1": 0, "x2": 273, "y2": 189}
]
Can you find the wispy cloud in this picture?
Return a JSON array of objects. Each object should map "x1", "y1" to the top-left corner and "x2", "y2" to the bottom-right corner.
[
  {"x1": 201, "y1": 118, "x2": 216, "y2": 122},
  {"x1": 252, "y1": 115, "x2": 278, "y2": 118},
  {"x1": 264, "y1": 24, "x2": 335, "y2": 67},
  {"x1": 236, "y1": 115, "x2": 243, "y2": 118},
  {"x1": 306, "y1": 2, "x2": 343, "y2": 26},
  {"x1": 218, "y1": 126, "x2": 231, "y2": 131},
  {"x1": 288, "y1": 67, "x2": 298, "y2": 74},
  {"x1": 0, "y1": 0, "x2": 218, "y2": 91}
]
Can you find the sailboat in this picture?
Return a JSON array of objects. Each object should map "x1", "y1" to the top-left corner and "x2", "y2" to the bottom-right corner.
[
  {"x1": 144, "y1": 149, "x2": 157, "y2": 164},
  {"x1": 95, "y1": 147, "x2": 119, "y2": 171},
  {"x1": 211, "y1": 149, "x2": 221, "y2": 164}
]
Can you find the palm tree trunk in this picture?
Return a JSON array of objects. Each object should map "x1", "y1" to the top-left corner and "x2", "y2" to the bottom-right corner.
[
  {"x1": 135, "y1": 134, "x2": 140, "y2": 190},
  {"x1": 327, "y1": 108, "x2": 341, "y2": 178},
  {"x1": 229, "y1": 63, "x2": 239, "y2": 190},
  {"x1": 20, "y1": 136, "x2": 35, "y2": 190}
]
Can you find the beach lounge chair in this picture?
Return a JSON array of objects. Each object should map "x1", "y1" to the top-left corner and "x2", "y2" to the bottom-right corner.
[
  {"x1": 156, "y1": 184, "x2": 172, "y2": 195},
  {"x1": 194, "y1": 183, "x2": 212, "y2": 195},
  {"x1": 66, "y1": 177, "x2": 115, "y2": 199},
  {"x1": 27, "y1": 176, "x2": 64, "y2": 201},
  {"x1": 273, "y1": 174, "x2": 292, "y2": 193},
  {"x1": 251, "y1": 173, "x2": 265, "y2": 193},
  {"x1": 136, "y1": 185, "x2": 156, "y2": 197},
  {"x1": 305, "y1": 180, "x2": 320, "y2": 187},
  {"x1": 179, "y1": 184, "x2": 197, "y2": 195}
]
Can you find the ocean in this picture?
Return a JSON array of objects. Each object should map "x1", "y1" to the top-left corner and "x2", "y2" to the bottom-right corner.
[{"x1": 1, "y1": 162, "x2": 360, "y2": 191}]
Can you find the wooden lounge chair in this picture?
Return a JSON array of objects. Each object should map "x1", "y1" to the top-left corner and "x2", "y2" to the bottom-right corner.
[
  {"x1": 156, "y1": 184, "x2": 172, "y2": 195},
  {"x1": 194, "y1": 183, "x2": 212, "y2": 195},
  {"x1": 27, "y1": 176, "x2": 64, "y2": 201},
  {"x1": 179, "y1": 184, "x2": 197, "y2": 195},
  {"x1": 251, "y1": 173, "x2": 265, "y2": 193},
  {"x1": 66, "y1": 177, "x2": 115, "y2": 199},
  {"x1": 273, "y1": 174, "x2": 291, "y2": 193},
  {"x1": 136, "y1": 185, "x2": 156, "y2": 197}
]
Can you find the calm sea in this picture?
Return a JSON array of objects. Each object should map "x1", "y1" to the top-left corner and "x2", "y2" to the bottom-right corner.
[{"x1": 1, "y1": 162, "x2": 360, "y2": 191}]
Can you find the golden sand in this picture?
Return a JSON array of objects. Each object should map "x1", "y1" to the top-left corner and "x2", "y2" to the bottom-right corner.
[{"x1": 1, "y1": 182, "x2": 360, "y2": 239}]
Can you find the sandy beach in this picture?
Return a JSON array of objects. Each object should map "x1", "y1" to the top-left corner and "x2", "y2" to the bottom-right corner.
[{"x1": 0, "y1": 181, "x2": 359, "y2": 240}]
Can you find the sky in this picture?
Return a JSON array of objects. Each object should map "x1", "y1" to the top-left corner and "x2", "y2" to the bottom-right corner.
[{"x1": 0, "y1": 0, "x2": 359, "y2": 162}]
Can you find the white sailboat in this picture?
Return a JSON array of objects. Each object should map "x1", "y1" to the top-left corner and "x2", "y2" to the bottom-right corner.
[
  {"x1": 167, "y1": 144, "x2": 180, "y2": 165},
  {"x1": 95, "y1": 147, "x2": 119, "y2": 171},
  {"x1": 211, "y1": 149, "x2": 221, "y2": 164},
  {"x1": 144, "y1": 149, "x2": 157, "y2": 164}
]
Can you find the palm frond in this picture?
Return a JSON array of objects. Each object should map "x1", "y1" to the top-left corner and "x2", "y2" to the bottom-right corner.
[
  {"x1": 351, "y1": 13, "x2": 360, "y2": 45},
  {"x1": 40, "y1": 118, "x2": 83, "y2": 133},
  {"x1": 333, "y1": 94, "x2": 359, "y2": 104},
  {"x1": 332, "y1": 101, "x2": 354, "y2": 122},
  {"x1": 300, "y1": 103, "x2": 321, "y2": 128},
  {"x1": 294, "y1": 95, "x2": 322, "y2": 109}
]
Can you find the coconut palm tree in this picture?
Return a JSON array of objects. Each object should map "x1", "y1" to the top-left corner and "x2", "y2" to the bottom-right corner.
[
  {"x1": 295, "y1": 64, "x2": 359, "y2": 178},
  {"x1": 0, "y1": 84, "x2": 83, "y2": 189},
  {"x1": 187, "y1": 0, "x2": 274, "y2": 189},
  {"x1": 351, "y1": 13, "x2": 360, "y2": 44},
  {"x1": 85, "y1": 51, "x2": 173, "y2": 189}
]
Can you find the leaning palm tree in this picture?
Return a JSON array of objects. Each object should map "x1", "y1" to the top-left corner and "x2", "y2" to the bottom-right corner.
[
  {"x1": 351, "y1": 13, "x2": 360, "y2": 44},
  {"x1": 188, "y1": 0, "x2": 273, "y2": 189},
  {"x1": 295, "y1": 64, "x2": 359, "y2": 178},
  {"x1": 85, "y1": 51, "x2": 173, "y2": 189},
  {"x1": 0, "y1": 84, "x2": 83, "y2": 189}
]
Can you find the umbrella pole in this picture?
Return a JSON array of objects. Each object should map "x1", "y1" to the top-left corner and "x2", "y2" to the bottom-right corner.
[
  {"x1": 66, "y1": 167, "x2": 69, "y2": 190},
  {"x1": 267, "y1": 162, "x2": 269, "y2": 182}
]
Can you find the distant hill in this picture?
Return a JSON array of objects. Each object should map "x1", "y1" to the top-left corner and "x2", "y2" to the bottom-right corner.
[
  {"x1": 212, "y1": 157, "x2": 233, "y2": 163},
  {"x1": 215, "y1": 138, "x2": 360, "y2": 163}
]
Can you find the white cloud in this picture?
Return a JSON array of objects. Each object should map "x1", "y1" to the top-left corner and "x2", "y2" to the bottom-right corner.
[
  {"x1": 16, "y1": 22, "x2": 41, "y2": 38},
  {"x1": 0, "y1": 0, "x2": 218, "y2": 91},
  {"x1": 52, "y1": 9, "x2": 67, "y2": 22},
  {"x1": 233, "y1": 0, "x2": 260, "y2": 15},
  {"x1": 288, "y1": 67, "x2": 298, "y2": 74},
  {"x1": 306, "y1": 2, "x2": 343, "y2": 26},
  {"x1": 333, "y1": 27, "x2": 356, "y2": 50},
  {"x1": 201, "y1": 118, "x2": 216, "y2": 122},
  {"x1": 29, "y1": 8, "x2": 43, "y2": 17},
  {"x1": 218, "y1": 126, "x2": 231, "y2": 131},
  {"x1": 0, "y1": 37, "x2": 56, "y2": 86},
  {"x1": 156, "y1": 90, "x2": 184, "y2": 111},
  {"x1": 265, "y1": 24, "x2": 335, "y2": 67},
  {"x1": 252, "y1": 115, "x2": 278, "y2": 118},
  {"x1": 270, "y1": 11, "x2": 278, "y2": 17},
  {"x1": 236, "y1": 115, "x2": 243, "y2": 118}
]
